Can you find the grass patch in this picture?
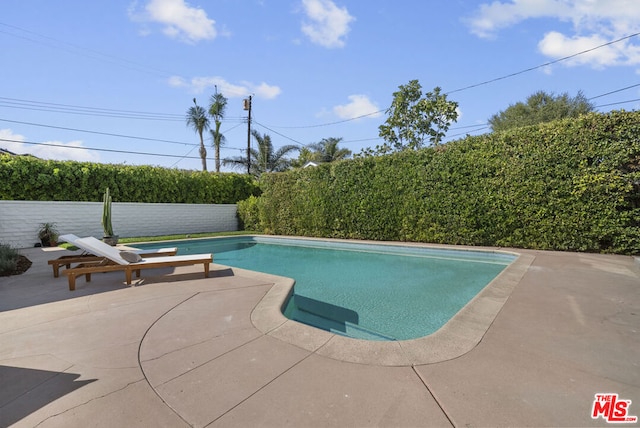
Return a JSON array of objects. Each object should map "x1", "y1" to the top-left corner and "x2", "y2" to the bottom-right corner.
[
  {"x1": 58, "y1": 242, "x2": 78, "y2": 250},
  {"x1": 56, "y1": 231, "x2": 258, "y2": 250},
  {"x1": 120, "y1": 230, "x2": 257, "y2": 244}
]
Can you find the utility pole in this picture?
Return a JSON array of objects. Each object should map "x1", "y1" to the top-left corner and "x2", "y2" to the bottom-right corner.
[{"x1": 243, "y1": 95, "x2": 252, "y2": 175}]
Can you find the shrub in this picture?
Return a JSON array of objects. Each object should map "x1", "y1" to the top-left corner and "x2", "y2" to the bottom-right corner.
[
  {"x1": 0, "y1": 158, "x2": 261, "y2": 204},
  {"x1": 0, "y1": 243, "x2": 19, "y2": 274},
  {"x1": 237, "y1": 195, "x2": 262, "y2": 231},
  {"x1": 238, "y1": 110, "x2": 640, "y2": 254}
]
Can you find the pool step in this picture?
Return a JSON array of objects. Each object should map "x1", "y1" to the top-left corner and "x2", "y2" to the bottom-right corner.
[{"x1": 287, "y1": 304, "x2": 397, "y2": 341}]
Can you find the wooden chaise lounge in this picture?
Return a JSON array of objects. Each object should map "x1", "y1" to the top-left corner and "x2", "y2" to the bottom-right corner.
[
  {"x1": 61, "y1": 237, "x2": 212, "y2": 291},
  {"x1": 49, "y1": 234, "x2": 178, "y2": 277}
]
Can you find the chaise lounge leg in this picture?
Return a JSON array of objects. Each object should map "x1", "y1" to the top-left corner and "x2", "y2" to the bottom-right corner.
[
  {"x1": 125, "y1": 270, "x2": 133, "y2": 285},
  {"x1": 68, "y1": 274, "x2": 76, "y2": 291},
  {"x1": 204, "y1": 262, "x2": 210, "y2": 278}
]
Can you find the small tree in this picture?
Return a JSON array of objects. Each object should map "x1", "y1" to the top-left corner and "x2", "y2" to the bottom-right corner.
[
  {"x1": 489, "y1": 90, "x2": 595, "y2": 132},
  {"x1": 376, "y1": 80, "x2": 458, "y2": 154}
]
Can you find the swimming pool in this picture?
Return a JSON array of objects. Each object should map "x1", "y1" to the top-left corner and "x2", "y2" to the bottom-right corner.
[{"x1": 137, "y1": 236, "x2": 516, "y2": 341}]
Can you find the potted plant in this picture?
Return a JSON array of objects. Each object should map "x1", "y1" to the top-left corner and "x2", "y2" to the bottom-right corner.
[
  {"x1": 102, "y1": 187, "x2": 119, "y2": 246},
  {"x1": 38, "y1": 222, "x2": 59, "y2": 247}
]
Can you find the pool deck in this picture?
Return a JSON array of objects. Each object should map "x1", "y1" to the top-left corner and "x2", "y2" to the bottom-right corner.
[{"x1": 1, "y1": 242, "x2": 639, "y2": 427}]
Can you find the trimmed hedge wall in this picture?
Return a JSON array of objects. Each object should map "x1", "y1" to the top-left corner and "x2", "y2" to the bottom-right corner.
[
  {"x1": 0, "y1": 157, "x2": 260, "y2": 203},
  {"x1": 239, "y1": 110, "x2": 640, "y2": 254}
]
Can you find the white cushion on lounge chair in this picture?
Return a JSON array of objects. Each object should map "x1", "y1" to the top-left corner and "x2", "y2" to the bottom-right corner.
[
  {"x1": 74, "y1": 237, "x2": 210, "y2": 267},
  {"x1": 59, "y1": 234, "x2": 177, "y2": 257},
  {"x1": 75, "y1": 237, "x2": 130, "y2": 264}
]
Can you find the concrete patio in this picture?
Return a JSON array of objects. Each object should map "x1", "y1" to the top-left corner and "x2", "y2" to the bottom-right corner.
[{"x1": 0, "y1": 243, "x2": 638, "y2": 427}]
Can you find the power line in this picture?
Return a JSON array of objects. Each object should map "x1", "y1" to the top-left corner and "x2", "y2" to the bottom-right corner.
[
  {"x1": 0, "y1": 137, "x2": 203, "y2": 160},
  {"x1": 255, "y1": 89, "x2": 640, "y2": 149},
  {"x1": 594, "y1": 98, "x2": 640, "y2": 108},
  {"x1": 441, "y1": 83, "x2": 640, "y2": 134},
  {"x1": 447, "y1": 126, "x2": 490, "y2": 138},
  {"x1": 0, "y1": 117, "x2": 248, "y2": 153},
  {"x1": 256, "y1": 32, "x2": 639, "y2": 132},
  {"x1": 4, "y1": 26, "x2": 636, "y2": 134},
  {"x1": 341, "y1": 137, "x2": 382, "y2": 144},
  {"x1": 0, "y1": 96, "x2": 181, "y2": 119},
  {"x1": 588, "y1": 83, "x2": 640, "y2": 100},
  {"x1": 0, "y1": 137, "x2": 246, "y2": 159},
  {"x1": 449, "y1": 123, "x2": 489, "y2": 130},
  {"x1": 4, "y1": 20, "x2": 639, "y2": 155},
  {"x1": 169, "y1": 145, "x2": 200, "y2": 168},
  {"x1": 0, "y1": 102, "x2": 183, "y2": 121},
  {"x1": 252, "y1": 120, "x2": 308, "y2": 147},
  {"x1": 268, "y1": 109, "x2": 385, "y2": 129},
  {"x1": 0, "y1": 97, "x2": 247, "y2": 122},
  {"x1": 0, "y1": 118, "x2": 193, "y2": 146},
  {"x1": 0, "y1": 22, "x2": 176, "y2": 79},
  {"x1": 445, "y1": 32, "x2": 640, "y2": 95},
  {"x1": 447, "y1": 97, "x2": 640, "y2": 134},
  {"x1": 0, "y1": 117, "x2": 247, "y2": 149}
]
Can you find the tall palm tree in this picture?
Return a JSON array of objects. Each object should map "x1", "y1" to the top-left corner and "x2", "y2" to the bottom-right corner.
[
  {"x1": 208, "y1": 91, "x2": 228, "y2": 172},
  {"x1": 209, "y1": 129, "x2": 226, "y2": 170},
  {"x1": 186, "y1": 98, "x2": 210, "y2": 171},
  {"x1": 307, "y1": 137, "x2": 352, "y2": 163},
  {"x1": 223, "y1": 130, "x2": 299, "y2": 177}
]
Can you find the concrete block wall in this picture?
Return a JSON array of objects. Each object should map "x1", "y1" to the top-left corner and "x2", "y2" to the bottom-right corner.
[{"x1": 0, "y1": 201, "x2": 238, "y2": 249}]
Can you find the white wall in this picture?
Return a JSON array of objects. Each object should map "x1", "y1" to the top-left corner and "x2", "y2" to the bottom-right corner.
[{"x1": 0, "y1": 201, "x2": 238, "y2": 249}]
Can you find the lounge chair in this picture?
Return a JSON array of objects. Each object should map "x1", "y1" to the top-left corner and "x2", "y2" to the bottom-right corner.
[
  {"x1": 61, "y1": 237, "x2": 212, "y2": 291},
  {"x1": 48, "y1": 234, "x2": 178, "y2": 277}
]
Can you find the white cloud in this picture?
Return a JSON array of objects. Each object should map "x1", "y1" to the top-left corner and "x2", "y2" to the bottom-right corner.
[
  {"x1": 251, "y1": 82, "x2": 283, "y2": 99},
  {"x1": 300, "y1": 0, "x2": 354, "y2": 48},
  {"x1": 538, "y1": 31, "x2": 627, "y2": 68},
  {"x1": 167, "y1": 75, "x2": 281, "y2": 99},
  {"x1": 333, "y1": 95, "x2": 382, "y2": 120},
  {"x1": 129, "y1": 0, "x2": 216, "y2": 44},
  {"x1": 466, "y1": 0, "x2": 573, "y2": 38},
  {"x1": 167, "y1": 75, "x2": 187, "y2": 87},
  {"x1": 0, "y1": 129, "x2": 100, "y2": 162},
  {"x1": 466, "y1": 0, "x2": 640, "y2": 68}
]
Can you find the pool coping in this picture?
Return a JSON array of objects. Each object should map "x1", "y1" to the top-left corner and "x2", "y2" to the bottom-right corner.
[{"x1": 232, "y1": 236, "x2": 535, "y2": 367}]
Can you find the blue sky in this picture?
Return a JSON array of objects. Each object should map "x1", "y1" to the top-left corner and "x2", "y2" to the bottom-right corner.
[{"x1": 2, "y1": 0, "x2": 640, "y2": 171}]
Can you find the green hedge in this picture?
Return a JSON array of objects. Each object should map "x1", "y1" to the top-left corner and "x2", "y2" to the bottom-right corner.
[
  {"x1": 0, "y1": 157, "x2": 260, "y2": 203},
  {"x1": 238, "y1": 110, "x2": 640, "y2": 254}
]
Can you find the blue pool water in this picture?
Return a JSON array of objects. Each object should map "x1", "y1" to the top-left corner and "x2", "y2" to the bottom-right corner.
[{"x1": 137, "y1": 236, "x2": 515, "y2": 341}]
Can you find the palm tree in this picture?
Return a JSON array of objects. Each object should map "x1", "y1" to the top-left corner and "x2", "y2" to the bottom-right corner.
[
  {"x1": 208, "y1": 90, "x2": 228, "y2": 172},
  {"x1": 291, "y1": 146, "x2": 316, "y2": 168},
  {"x1": 186, "y1": 98, "x2": 210, "y2": 171},
  {"x1": 223, "y1": 130, "x2": 299, "y2": 177},
  {"x1": 209, "y1": 129, "x2": 226, "y2": 171},
  {"x1": 307, "y1": 137, "x2": 352, "y2": 163}
]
